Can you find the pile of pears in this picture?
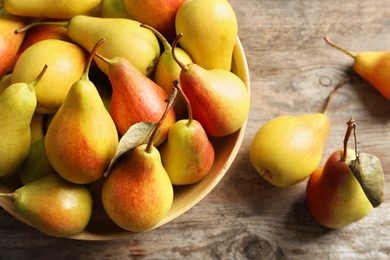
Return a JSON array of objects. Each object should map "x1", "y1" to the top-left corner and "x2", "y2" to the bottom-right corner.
[{"x1": 0, "y1": 0, "x2": 250, "y2": 237}]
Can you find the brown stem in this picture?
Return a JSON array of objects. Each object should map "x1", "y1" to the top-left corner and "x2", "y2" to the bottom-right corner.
[
  {"x1": 173, "y1": 80, "x2": 193, "y2": 125},
  {"x1": 15, "y1": 20, "x2": 69, "y2": 34},
  {"x1": 171, "y1": 33, "x2": 188, "y2": 72},
  {"x1": 324, "y1": 36, "x2": 358, "y2": 59},
  {"x1": 81, "y1": 38, "x2": 105, "y2": 81},
  {"x1": 323, "y1": 78, "x2": 350, "y2": 114},
  {"x1": 342, "y1": 117, "x2": 356, "y2": 161}
]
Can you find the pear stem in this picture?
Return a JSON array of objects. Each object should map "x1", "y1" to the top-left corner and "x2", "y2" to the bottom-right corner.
[
  {"x1": 0, "y1": 193, "x2": 15, "y2": 199},
  {"x1": 342, "y1": 117, "x2": 356, "y2": 161},
  {"x1": 140, "y1": 24, "x2": 172, "y2": 53},
  {"x1": 323, "y1": 78, "x2": 350, "y2": 115},
  {"x1": 324, "y1": 36, "x2": 358, "y2": 59},
  {"x1": 145, "y1": 86, "x2": 178, "y2": 153},
  {"x1": 27, "y1": 64, "x2": 48, "y2": 92},
  {"x1": 81, "y1": 38, "x2": 105, "y2": 81},
  {"x1": 15, "y1": 20, "x2": 70, "y2": 34},
  {"x1": 173, "y1": 80, "x2": 193, "y2": 125},
  {"x1": 171, "y1": 33, "x2": 189, "y2": 72}
]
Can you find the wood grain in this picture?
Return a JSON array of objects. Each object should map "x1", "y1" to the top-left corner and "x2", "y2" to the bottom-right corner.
[{"x1": 1, "y1": 0, "x2": 390, "y2": 259}]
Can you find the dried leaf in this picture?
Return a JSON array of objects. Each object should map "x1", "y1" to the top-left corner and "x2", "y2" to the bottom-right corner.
[
  {"x1": 103, "y1": 122, "x2": 157, "y2": 178},
  {"x1": 349, "y1": 153, "x2": 385, "y2": 207}
]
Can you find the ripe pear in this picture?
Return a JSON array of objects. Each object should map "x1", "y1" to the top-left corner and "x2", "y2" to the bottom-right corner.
[
  {"x1": 102, "y1": 92, "x2": 175, "y2": 232},
  {"x1": 11, "y1": 39, "x2": 88, "y2": 114},
  {"x1": 16, "y1": 16, "x2": 161, "y2": 76},
  {"x1": 324, "y1": 37, "x2": 390, "y2": 100},
  {"x1": 123, "y1": 0, "x2": 185, "y2": 43},
  {"x1": 141, "y1": 23, "x2": 193, "y2": 120},
  {"x1": 19, "y1": 136, "x2": 57, "y2": 185},
  {"x1": 0, "y1": 73, "x2": 12, "y2": 94},
  {"x1": 0, "y1": 8, "x2": 26, "y2": 78},
  {"x1": 0, "y1": 65, "x2": 47, "y2": 177},
  {"x1": 175, "y1": 0, "x2": 238, "y2": 71},
  {"x1": 94, "y1": 53, "x2": 176, "y2": 146},
  {"x1": 45, "y1": 39, "x2": 119, "y2": 184},
  {"x1": 171, "y1": 34, "x2": 249, "y2": 137},
  {"x1": 0, "y1": 174, "x2": 93, "y2": 237},
  {"x1": 101, "y1": 0, "x2": 130, "y2": 18},
  {"x1": 160, "y1": 81, "x2": 215, "y2": 185},
  {"x1": 1, "y1": 0, "x2": 101, "y2": 19},
  {"x1": 250, "y1": 79, "x2": 349, "y2": 187}
]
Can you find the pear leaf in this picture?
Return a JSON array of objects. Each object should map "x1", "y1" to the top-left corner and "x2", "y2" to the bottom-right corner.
[
  {"x1": 349, "y1": 153, "x2": 385, "y2": 208},
  {"x1": 103, "y1": 122, "x2": 158, "y2": 178}
]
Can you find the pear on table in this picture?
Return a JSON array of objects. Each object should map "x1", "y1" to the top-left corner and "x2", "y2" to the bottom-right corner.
[
  {"x1": 324, "y1": 36, "x2": 390, "y2": 100},
  {"x1": 0, "y1": 174, "x2": 93, "y2": 237},
  {"x1": 45, "y1": 38, "x2": 119, "y2": 185},
  {"x1": 306, "y1": 118, "x2": 384, "y2": 228},
  {"x1": 250, "y1": 79, "x2": 349, "y2": 188},
  {"x1": 160, "y1": 80, "x2": 215, "y2": 185}
]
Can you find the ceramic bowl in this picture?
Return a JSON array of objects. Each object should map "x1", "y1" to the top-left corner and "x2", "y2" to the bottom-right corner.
[{"x1": 0, "y1": 36, "x2": 250, "y2": 240}]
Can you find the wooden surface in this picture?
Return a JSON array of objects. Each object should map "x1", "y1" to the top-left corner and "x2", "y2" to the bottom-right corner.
[{"x1": 1, "y1": 0, "x2": 390, "y2": 259}]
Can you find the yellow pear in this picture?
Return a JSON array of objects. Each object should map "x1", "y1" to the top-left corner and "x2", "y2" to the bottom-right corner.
[
  {"x1": 175, "y1": 0, "x2": 238, "y2": 71},
  {"x1": 101, "y1": 0, "x2": 129, "y2": 18},
  {"x1": 11, "y1": 39, "x2": 88, "y2": 114}
]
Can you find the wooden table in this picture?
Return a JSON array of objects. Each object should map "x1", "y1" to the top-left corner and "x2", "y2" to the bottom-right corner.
[{"x1": 1, "y1": 0, "x2": 390, "y2": 259}]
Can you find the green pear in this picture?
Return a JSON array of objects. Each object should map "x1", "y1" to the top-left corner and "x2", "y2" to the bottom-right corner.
[
  {"x1": 0, "y1": 65, "x2": 47, "y2": 177},
  {"x1": 250, "y1": 79, "x2": 349, "y2": 187},
  {"x1": 175, "y1": 0, "x2": 238, "y2": 71},
  {"x1": 19, "y1": 135, "x2": 57, "y2": 185},
  {"x1": 325, "y1": 37, "x2": 390, "y2": 100},
  {"x1": 0, "y1": 174, "x2": 93, "y2": 237},
  {"x1": 30, "y1": 112, "x2": 45, "y2": 145},
  {"x1": 11, "y1": 39, "x2": 88, "y2": 114},
  {"x1": 1, "y1": 0, "x2": 101, "y2": 19},
  {"x1": 101, "y1": 0, "x2": 129, "y2": 18},
  {"x1": 45, "y1": 39, "x2": 119, "y2": 184},
  {"x1": 141, "y1": 24, "x2": 193, "y2": 120},
  {"x1": 102, "y1": 92, "x2": 175, "y2": 232},
  {"x1": 171, "y1": 34, "x2": 249, "y2": 137},
  {"x1": 0, "y1": 73, "x2": 12, "y2": 94},
  {"x1": 160, "y1": 81, "x2": 215, "y2": 185}
]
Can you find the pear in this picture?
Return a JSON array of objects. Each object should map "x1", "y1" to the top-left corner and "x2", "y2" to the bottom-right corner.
[
  {"x1": 101, "y1": 0, "x2": 130, "y2": 18},
  {"x1": 141, "y1": 23, "x2": 193, "y2": 120},
  {"x1": 94, "y1": 52, "x2": 176, "y2": 146},
  {"x1": 306, "y1": 118, "x2": 382, "y2": 228},
  {"x1": 175, "y1": 0, "x2": 238, "y2": 71},
  {"x1": 324, "y1": 36, "x2": 390, "y2": 100},
  {"x1": 102, "y1": 89, "x2": 176, "y2": 232},
  {"x1": 0, "y1": 73, "x2": 12, "y2": 94},
  {"x1": 16, "y1": 16, "x2": 161, "y2": 76},
  {"x1": 0, "y1": 8, "x2": 26, "y2": 78},
  {"x1": 0, "y1": 174, "x2": 93, "y2": 237},
  {"x1": 0, "y1": 65, "x2": 47, "y2": 177},
  {"x1": 1, "y1": 0, "x2": 101, "y2": 19},
  {"x1": 30, "y1": 112, "x2": 45, "y2": 145},
  {"x1": 45, "y1": 39, "x2": 119, "y2": 184},
  {"x1": 250, "y1": 79, "x2": 349, "y2": 188},
  {"x1": 19, "y1": 135, "x2": 57, "y2": 185},
  {"x1": 171, "y1": 34, "x2": 249, "y2": 137},
  {"x1": 160, "y1": 81, "x2": 215, "y2": 185},
  {"x1": 11, "y1": 39, "x2": 88, "y2": 114}
]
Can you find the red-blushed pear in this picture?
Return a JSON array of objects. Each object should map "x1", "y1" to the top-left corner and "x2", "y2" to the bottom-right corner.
[
  {"x1": 101, "y1": 89, "x2": 176, "y2": 232},
  {"x1": 159, "y1": 81, "x2": 215, "y2": 185},
  {"x1": 123, "y1": 0, "x2": 185, "y2": 43},
  {"x1": 0, "y1": 8, "x2": 26, "y2": 78},
  {"x1": 171, "y1": 33, "x2": 250, "y2": 137},
  {"x1": 94, "y1": 52, "x2": 176, "y2": 146},
  {"x1": 325, "y1": 36, "x2": 390, "y2": 100},
  {"x1": 45, "y1": 39, "x2": 119, "y2": 185},
  {"x1": 306, "y1": 118, "x2": 384, "y2": 229}
]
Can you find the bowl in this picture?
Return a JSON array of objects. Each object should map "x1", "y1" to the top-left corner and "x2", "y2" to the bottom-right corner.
[{"x1": 0, "y1": 36, "x2": 250, "y2": 240}]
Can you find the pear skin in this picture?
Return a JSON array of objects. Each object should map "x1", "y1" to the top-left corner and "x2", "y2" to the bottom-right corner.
[
  {"x1": 30, "y1": 112, "x2": 45, "y2": 145},
  {"x1": 175, "y1": 0, "x2": 238, "y2": 70},
  {"x1": 250, "y1": 113, "x2": 330, "y2": 187},
  {"x1": 102, "y1": 144, "x2": 174, "y2": 232},
  {"x1": 0, "y1": 73, "x2": 12, "y2": 94},
  {"x1": 1, "y1": 174, "x2": 93, "y2": 237},
  {"x1": 306, "y1": 148, "x2": 373, "y2": 228},
  {"x1": 101, "y1": 0, "x2": 130, "y2": 18}
]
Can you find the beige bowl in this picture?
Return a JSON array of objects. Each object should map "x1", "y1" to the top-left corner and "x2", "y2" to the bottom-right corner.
[{"x1": 0, "y1": 37, "x2": 250, "y2": 240}]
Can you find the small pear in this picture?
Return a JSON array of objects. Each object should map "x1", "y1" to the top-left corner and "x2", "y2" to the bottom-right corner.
[
  {"x1": 101, "y1": 0, "x2": 130, "y2": 18},
  {"x1": 0, "y1": 174, "x2": 93, "y2": 237},
  {"x1": 160, "y1": 81, "x2": 215, "y2": 185},
  {"x1": 171, "y1": 34, "x2": 250, "y2": 137},
  {"x1": 94, "y1": 52, "x2": 176, "y2": 146},
  {"x1": 30, "y1": 112, "x2": 45, "y2": 145},
  {"x1": 306, "y1": 118, "x2": 382, "y2": 228},
  {"x1": 45, "y1": 39, "x2": 119, "y2": 184},
  {"x1": 250, "y1": 79, "x2": 349, "y2": 187},
  {"x1": 141, "y1": 23, "x2": 193, "y2": 119},
  {"x1": 0, "y1": 65, "x2": 47, "y2": 177},
  {"x1": 324, "y1": 36, "x2": 390, "y2": 100},
  {"x1": 175, "y1": 0, "x2": 238, "y2": 71},
  {"x1": 102, "y1": 90, "x2": 175, "y2": 232},
  {"x1": 11, "y1": 39, "x2": 88, "y2": 114}
]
